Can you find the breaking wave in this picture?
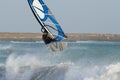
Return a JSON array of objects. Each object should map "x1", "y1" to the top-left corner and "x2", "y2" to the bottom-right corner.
[{"x1": 3, "y1": 54, "x2": 120, "y2": 80}]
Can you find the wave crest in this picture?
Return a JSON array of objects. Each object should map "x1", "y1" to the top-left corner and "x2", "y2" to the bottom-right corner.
[{"x1": 4, "y1": 54, "x2": 120, "y2": 80}]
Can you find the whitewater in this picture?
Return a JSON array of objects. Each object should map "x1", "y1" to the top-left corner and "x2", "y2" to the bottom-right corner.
[{"x1": 0, "y1": 41, "x2": 120, "y2": 80}]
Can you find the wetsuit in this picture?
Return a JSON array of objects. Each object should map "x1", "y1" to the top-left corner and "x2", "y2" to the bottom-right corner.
[{"x1": 42, "y1": 33, "x2": 56, "y2": 44}]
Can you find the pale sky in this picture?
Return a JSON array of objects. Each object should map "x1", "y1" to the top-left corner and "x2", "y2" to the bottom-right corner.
[{"x1": 0, "y1": 0, "x2": 120, "y2": 34}]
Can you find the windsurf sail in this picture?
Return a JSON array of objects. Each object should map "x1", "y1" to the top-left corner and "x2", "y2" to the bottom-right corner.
[{"x1": 27, "y1": 0, "x2": 67, "y2": 41}]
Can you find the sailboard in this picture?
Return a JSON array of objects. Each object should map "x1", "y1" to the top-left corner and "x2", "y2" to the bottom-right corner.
[{"x1": 27, "y1": 0, "x2": 67, "y2": 51}]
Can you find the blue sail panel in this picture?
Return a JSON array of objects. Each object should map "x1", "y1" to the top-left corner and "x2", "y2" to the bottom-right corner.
[{"x1": 27, "y1": 0, "x2": 67, "y2": 41}]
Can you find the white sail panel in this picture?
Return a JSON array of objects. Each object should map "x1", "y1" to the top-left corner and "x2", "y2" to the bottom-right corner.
[{"x1": 32, "y1": 0, "x2": 45, "y2": 19}]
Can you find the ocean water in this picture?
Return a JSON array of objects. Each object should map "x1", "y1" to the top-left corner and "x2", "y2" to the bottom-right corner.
[{"x1": 0, "y1": 41, "x2": 120, "y2": 80}]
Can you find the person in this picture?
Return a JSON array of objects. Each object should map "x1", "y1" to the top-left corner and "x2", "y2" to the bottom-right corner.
[
  {"x1": 42, "y1": 30, "x2": 56, "y2": 44},
  {"x1": 41, "y1": 28, "x2": 67, "y2": 51}
]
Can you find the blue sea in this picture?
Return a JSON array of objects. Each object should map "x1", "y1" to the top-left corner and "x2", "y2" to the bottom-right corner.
[{"x1": 0, "y1": 41, "x2": 120, "y2": 80}]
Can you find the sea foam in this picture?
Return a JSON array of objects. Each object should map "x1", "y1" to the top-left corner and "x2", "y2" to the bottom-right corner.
[{"x1": 4, "y1": 53, "x2": 120, "y2": 80}]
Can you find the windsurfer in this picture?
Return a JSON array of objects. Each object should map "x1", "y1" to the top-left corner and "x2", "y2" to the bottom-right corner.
[{"x1": 42, "y1": 30, "x2": 56, "y2": 44}]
